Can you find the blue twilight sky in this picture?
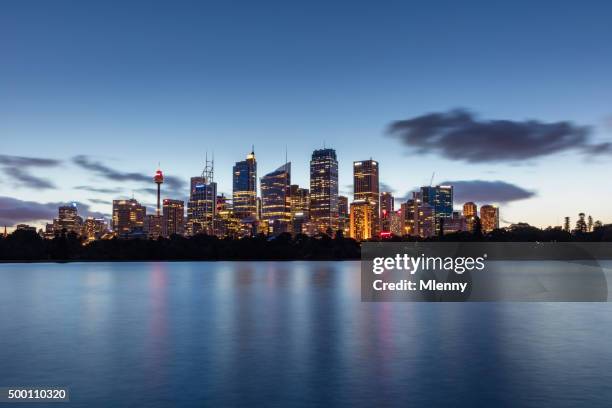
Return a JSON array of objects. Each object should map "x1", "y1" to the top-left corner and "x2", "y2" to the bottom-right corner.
[{"x1": 1, "y1": 0, "x2": 611, "y2": 228}]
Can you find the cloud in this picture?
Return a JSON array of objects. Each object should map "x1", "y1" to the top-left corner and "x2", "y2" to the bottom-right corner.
[
  {"x1": 387, "y1": 109, "x2": 610, "y2": 163},
  {"x1": 72, "y1": 155, "x2": 186, "y2": 193},
  {"x1": 0, "y1": 154, "x2": 61, "y2": 190},
  {"x1": 88, "y1": 198, "x2": 112, "y2": 205},
  {"x1": 4, "y1": 168, "x2": 56, "y2": 189},
  {"x1": 379, "y1": 182, "x2": 395, "y2": 193},
  {"x1": 74, "y1": 185, "x2": 121, "y2": 194},
  {"x1": 0, "y1": 196, "x2": 107, "y2": 227},
  {"x1": 440, "y1": 180, "x2": 535, "y2": 204}
]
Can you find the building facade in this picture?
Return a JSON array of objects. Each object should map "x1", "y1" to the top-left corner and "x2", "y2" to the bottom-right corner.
[
  {"x1": 420, "y1": 185, "x2": 453, "y2": 234},
  {"x1": 309, "y1": 148, "x2": 339, "y2": 234},
  {"x1": 480, "y1": 205, "x2": 499, "y2": 233},
  {"x1": 163, "y1": 199, "x2": 185, "y2": 237},
  {"x1": 232, "y1": 149, "x2": 257, "y2": 221},
  {"x1": 187, "y1": 176, "x2": 217, "y2": 235},
  {"x1": 354, "y1": 159, "x2": 380, "y2": 237},
  {"x1": 260, "y1": 163, "x2": 292, "y2": 235},
  {"x1": 349, "y1": 200, "x2": 375, "y2": 241},
  {"x1": 112, "y1": 199, "x2": 146, "y2": 236}
]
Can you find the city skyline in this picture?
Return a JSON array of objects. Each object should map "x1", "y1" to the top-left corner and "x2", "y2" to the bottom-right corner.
[
  {"x1": 2, "y1": 1, "x2": 612, "y2": 229},
  {"x1": 0, "y1": 144, "x2": 608, "y2": 232}
]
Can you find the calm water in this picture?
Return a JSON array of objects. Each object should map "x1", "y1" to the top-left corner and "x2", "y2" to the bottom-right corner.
[{"x1": 1, "y1": 261, "x2": 612, "y2": 407}]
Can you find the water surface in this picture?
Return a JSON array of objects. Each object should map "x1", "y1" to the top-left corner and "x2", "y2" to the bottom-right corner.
[{"x1": 1, "y1": 261, "x2": 612, "y2": 407}]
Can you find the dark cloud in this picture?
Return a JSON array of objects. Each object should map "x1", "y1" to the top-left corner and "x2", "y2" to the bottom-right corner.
[
  {"x1": 0, "y1": 196, "x2": 107, "y2": 227},
  {"x1": 74, "y1": 185, "x2": 121, "y2": 194},
  {"x1": 387, "y1": 109, "x2": 610, "y2": 163},
  {"x1": 440, "y1": 180, "x2": 535, "y2": 204},
  {"x1": 0, "y1": 154, "x2": 61, "y2": 190},
  {"x1": 72, "y1": 155, "x2": 186, "y2": 192},
  {"x1": 4, "y1": 168, "x2": 56, "y2": 189},
  {"x1": 393, "y1": 180, "x2": 534, "y2": 205},
  {"x1": 0, "y1": 155, "x2": 60, "y2": 167},
  {"x1": 379, "y1": 182, "x2": 395, "y2": 193},
  {"x1": 88, "y1": 198, "x2": 112, "y2": 205}
]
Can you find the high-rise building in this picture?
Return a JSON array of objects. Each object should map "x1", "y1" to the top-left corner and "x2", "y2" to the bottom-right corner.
[
  {"x1": 388, "y1": 211, "x2": 404, "y2": 236},
  {"x1": 338, "y1": 195, "x2": 349, "y2": 236},
  {"x1": 380, "y1": 192, "x2": 394, "y2": 233},
  {"x1": 420, "y1": 185, "x2": 453, "y2": 234},
  {"x1": 290, "y1": 184, "x2": 310, "y2": 235},
  {"x1": 289, "y1": 185, "x2": 310, "y2": 218},
  {"x1": 53, "y1": 203, "x2": 83, "y2": 235},
  {"x1": 187, "y1": 157, "x2": 216, "y2": 235},
  {"x1": 163, "y1": 199, "x2": 184, "y2": 237},
  {"x1": 380, "y1": 191, "x2": 394, "y2": 216},
  {"x1": 354, "y1": 159, "x2": 380, "y2": 237},
  {"x1": 413, "y1": 193, "x2": 436, "y2": 238},
  {"x1": 463, "y1": 202, "x2": 478, "y2": 232},
  {"x1": 349, "y1": 200, "x2": 375, "y2": 241},
  {"x1": 233, "y1": 149, "x2": 257, "y2": 220},
  {"x1": 261, "y1": 163, "x2": 291, "y2": 235},
  {"x1": 310, "y1": 148, "x2": 339, "y2": 234},
  {"x1": 480, "y1": 205, "x2": 499, "y2": 233},
  {"x1": 443, "y1": 211, "x2": 467, "y2": 234},
  {"x1": 400, "y1": 199, "x2": 416, "y2": 236},
  {"x1": 82, "y1": 217, "x2": 107, "y2": 242},
  {"x1": 112, "y1": 199, "x2": 145, "y2": 236}
]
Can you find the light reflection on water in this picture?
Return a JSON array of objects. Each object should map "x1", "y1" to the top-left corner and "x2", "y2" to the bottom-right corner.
[{"x1": 0, "y1": 261, "x2": 612, "y2": 407}]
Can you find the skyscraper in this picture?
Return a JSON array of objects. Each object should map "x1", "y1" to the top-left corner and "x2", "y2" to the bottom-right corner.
[
  {"x1": 82, "y1": 217, "x2": 107, "y2": 242},
  {"x1": 380, "y1": 191, "x2": 394, "y2": 233},
  {"x1": 350, "y1": 200, "x2": 375, "y2": 241},
  {"x1": 480, "y1": 205, "x2": 499, "y2": 233},
  {"x1": 187, "y1": 157, "x2": 216, "y2": 235},
  {"x1": 338, "y1": 195, "x2": 349, "y2": 236},
  {"x1": 463, "y1": 202, "x2": 478, "y2": 232},
  {"x1": 112, "y1": 198, "x2": 145, "y2": 236},
  {"x1": 233, "y1": 149, "x2": 257, "y2": 221},
  {"x1": 187, "y1": 176, "x2": 216, "y2": 235},
  {"x1": 163, "y1": 199, "x2": 185, "y2": 237},
  {"x1": 290, "y1": 184, "x2": 310, "y2": 235},
  {"x1": 353, "y1": 159, "x2": 380, "y2": 237},
  {"x1": 310, "y1": 148, "x2": 339, "y2": 234},
  {"x1": 380, "y1": 191, "x2": 394, "y2": 216},
  {"x1": 53, "y1": 203, "x2": 82, "y2": 235},
  {"x1": 420, "y1": 185, "x2": 453, "y2": 234},
  {"x1": 260, "y1": 163, "x2": 291, "y2": 235}
]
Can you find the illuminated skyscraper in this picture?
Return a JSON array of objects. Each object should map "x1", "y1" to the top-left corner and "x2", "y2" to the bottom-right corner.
[
  {"x1": 290, "y1": 184, "x2": 310, "y2": 235},
  {"x1": 338, "y1": 195, "x2": 349, "y2": 236},
  {"x1": 380, "y1": 192, "x2": 394, "y2": 215},
  {"x1": 420, "y1": 185, "x2": 453, "y2": 234},
  {"x1": 233, "y1": 148, "x2": 257, "y2": 220},
  {"x1": 353, "y1": 159, "x2": 380, "y2": 237},
  {"x1": 380, "y1": 191, "x2": 394, "y2": 232},
  {"x1": 261, "y1": 163, "x2": 291, "y2": 235},
  {"x1": 112, "y1": 198, "x2": 145, "y2": 235},
  {"x1": 163, "y1": 199, "x2": 185, "y2": 237},
  {"x1": 400, "y1": 199, "x2": 416, "y2": 236},
  {"x1": 82, "y1": 217, "x2": 107, "y2": 242},
  {"x1": 480, "y1": 205, "x2": 499, "y2": 233},
  {"x1": 349, "y1": 200, "x2": 375, "y2": 241},
  {"x1": 53, "y1": 203, "x2": 82, "y2": 235},
  {"x1": 463, "y1": 202, "x2": 478, "y2": 232},
  {"x1": 187, "y1": 156, "x2": 216, "y2": 235},
  {"x1": 309, "y1": 148, "x2": 339, "y2": 234}
]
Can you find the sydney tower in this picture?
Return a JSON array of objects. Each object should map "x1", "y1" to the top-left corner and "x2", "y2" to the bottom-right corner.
[{"x1": 154, "y1": 167, "x2": 164, "y2": 216}]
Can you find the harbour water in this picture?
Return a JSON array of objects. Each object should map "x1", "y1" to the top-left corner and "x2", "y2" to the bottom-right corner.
[{"x1": 1, "y1": 261, "x2": 612, "y2": 407}]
